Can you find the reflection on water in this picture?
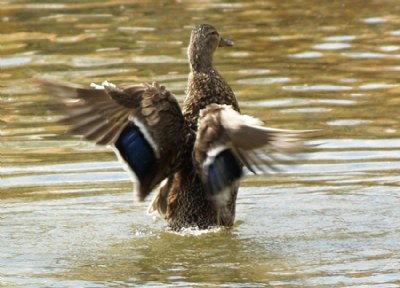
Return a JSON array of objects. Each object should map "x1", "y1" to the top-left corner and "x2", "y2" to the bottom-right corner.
[{"x1": 1, "y1": 0, "x2": 399, "y2": 287}]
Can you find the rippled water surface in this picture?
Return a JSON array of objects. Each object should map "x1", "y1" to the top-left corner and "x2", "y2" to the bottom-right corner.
[{"x1": 1, "y1": 1, "x2": 400, "y2": 287}]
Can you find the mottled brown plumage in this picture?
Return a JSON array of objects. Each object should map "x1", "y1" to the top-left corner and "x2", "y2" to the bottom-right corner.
[
  {"x1": 37, "y1": 24, "x2": 315, "y2": 231},
  {"x1": 184, "y1": 25, "x2": 238, "y2": 131}
]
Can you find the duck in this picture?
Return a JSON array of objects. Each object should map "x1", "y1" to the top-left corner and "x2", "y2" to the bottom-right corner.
[{"x1": 37, "y1": 24, "x2": 313, "y2": 231}]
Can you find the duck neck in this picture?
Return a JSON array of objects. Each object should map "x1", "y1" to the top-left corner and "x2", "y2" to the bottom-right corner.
[{"x1": 188, "y1": 46, "x2": 214, "y2": 73}]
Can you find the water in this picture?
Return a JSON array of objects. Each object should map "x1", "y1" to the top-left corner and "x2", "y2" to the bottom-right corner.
[{"x1": 1, "y1": 0, "x2": 400, "y2": 287}]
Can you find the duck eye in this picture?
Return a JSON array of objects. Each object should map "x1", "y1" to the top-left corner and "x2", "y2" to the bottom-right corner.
[{"x1": 208, "y1": 31, "x2": 219, "y2": 37}]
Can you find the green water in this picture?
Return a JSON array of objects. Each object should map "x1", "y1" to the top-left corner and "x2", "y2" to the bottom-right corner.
[{"x1": 1, "y1": 1, "x2": 399, "y2": 287}]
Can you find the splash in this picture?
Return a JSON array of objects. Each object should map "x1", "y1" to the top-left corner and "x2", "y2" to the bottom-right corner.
[{"x1": 166, "y1": 226, "x2": 224, "y2": 236}]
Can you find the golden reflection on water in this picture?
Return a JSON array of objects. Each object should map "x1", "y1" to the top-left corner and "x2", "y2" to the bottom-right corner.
[{"x1": 1, "y1": 0, "x2": 400, "y2": 287}]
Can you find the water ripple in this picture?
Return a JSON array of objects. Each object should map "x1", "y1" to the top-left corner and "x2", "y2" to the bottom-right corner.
[
  {"x1": 0, "y1": 171, "x2": 129, "y2": 188},
  {"x1": 237, "y1": 77, "x2": 290, "y2": 85},
  {"x1": 342, "y1": 52, "x2": 387, "y2": 59},
  {"x1": 288, "y1": 51, "x2": 323, "y2": 58},
  {"x1": 323, "y1": 35, "x2": 356, "y2": 42},
  {"x1": 327, "y1": 119, "x2": 373, "y2": 126},
  {"x1": 0, "y1": 57, "x2": 31, "y2": 68},
  {"x1": 71, "y1": 57, "x2": 124, "y2": 67},
  {"x1": 282, "y1": 85, "x2": 353, "y2": 92},
  {"x1": 362, "y1": 17, "x2": 387, "y2": 24},
  {"x1": 131, "y1": 55, "x2": 186, "y2": 64},
  {"x1": 358, "y1": 83, "x2": 395, "y2": 90},
  {"x1": 313, "y1": 43, "x2": 352, "y2": 50}
]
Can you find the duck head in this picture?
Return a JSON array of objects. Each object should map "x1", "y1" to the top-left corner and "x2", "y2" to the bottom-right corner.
[{"x1": 188, "y1": 24, "x2": 233, "y2": 72}]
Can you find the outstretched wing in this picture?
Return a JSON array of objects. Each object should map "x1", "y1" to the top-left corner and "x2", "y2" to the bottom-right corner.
[
  {"x1": 193, "y1": 104, "x2": 314, "y2": 207},
  {"x1": 37, "y1": 78, "x2": 186, "y2": 200}
]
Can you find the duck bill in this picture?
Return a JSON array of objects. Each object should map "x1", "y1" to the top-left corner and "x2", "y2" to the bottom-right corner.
[{"x1": 219, "y1": 37, "x2": 234, "y2": 47}]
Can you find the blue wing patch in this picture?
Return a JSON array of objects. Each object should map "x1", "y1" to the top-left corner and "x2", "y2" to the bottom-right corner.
[
  {"x1": 207, "y1": 149, "x2": 242, "y2": 195},
  {"x1": 115, "y1": 123, "x2": 156, "y2": 181}
]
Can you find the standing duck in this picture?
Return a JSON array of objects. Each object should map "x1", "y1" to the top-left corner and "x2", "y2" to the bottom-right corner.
[{"x1": 38, "y1": 24, "x2": 312, "y2": 231}]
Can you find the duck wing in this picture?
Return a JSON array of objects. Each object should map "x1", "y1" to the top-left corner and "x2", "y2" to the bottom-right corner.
[
  {"x1": 37, "y1": 78, "x2": 186, "y2": 200},
  {"x1": 193, "y1": 104, "x2": 315, "y2": 207}
]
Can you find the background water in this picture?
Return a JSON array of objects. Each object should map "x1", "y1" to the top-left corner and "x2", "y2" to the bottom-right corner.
[{"x1": 1, "y1": 0, "x2": 400, "y2": 287}]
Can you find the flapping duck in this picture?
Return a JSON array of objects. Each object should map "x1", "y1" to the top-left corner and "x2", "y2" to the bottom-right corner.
[{"x1": 37, "y1": 24, "x2": 314, "y2": 231}]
